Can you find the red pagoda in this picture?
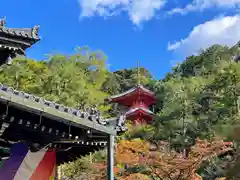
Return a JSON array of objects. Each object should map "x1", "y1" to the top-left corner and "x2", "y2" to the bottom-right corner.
[{"x1": 109, "y1": 84, "x2": 156, "y2": 124}]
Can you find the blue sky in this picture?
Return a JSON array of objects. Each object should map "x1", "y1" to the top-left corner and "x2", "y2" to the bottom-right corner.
[{"x1": 2, "y1": 0, "x2": 240, "y2": 79}]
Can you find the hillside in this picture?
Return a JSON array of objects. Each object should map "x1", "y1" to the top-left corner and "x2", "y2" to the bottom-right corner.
[{"x1": 1, "y1": 44, "x2": 240, "y2": 179}]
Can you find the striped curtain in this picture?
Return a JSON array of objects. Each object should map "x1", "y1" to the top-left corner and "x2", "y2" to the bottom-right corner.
[{"x1": 0, "y1": 143, "x2": 56, "y2": 180}]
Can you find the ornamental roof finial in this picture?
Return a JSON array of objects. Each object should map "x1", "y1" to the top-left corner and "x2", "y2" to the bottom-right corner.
[
  {"x1": 32, "y1": 25, "x2": 40, "y2": 39},
  {"x1": 137, "y1": 61, "x2": 140, "y2": 86},
  {"x1": 0, "y1": 16, "x2": 6, "y2": 27}
]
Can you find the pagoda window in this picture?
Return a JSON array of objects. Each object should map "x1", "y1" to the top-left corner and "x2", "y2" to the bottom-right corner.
[
  {"x1": 139, "y1": 99, "x2": 146, "y2": 107},
  {"x1": 132, "y1": 100, "x2": 138, "y2": 107}
]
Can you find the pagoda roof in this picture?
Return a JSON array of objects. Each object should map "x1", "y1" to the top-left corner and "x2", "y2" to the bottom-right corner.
[
  {"x1": 109, "y1": 85, "x2": 154, "y2": 101},
  {"x1": 125, "y1": 107, "x2": 154, "y2": 117},
  {"x1": 0, "y1": 17, "x2": 40, "y2": 41}
]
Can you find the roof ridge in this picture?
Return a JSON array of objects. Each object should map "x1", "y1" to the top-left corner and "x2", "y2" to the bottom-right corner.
[
  {"x1": 126, "y1": 107, "x2": 154, "y2": 115},
  {"x1": 0, "y1": 24, "x2": 40, "y2": 40},
  {"x1": 0, "y1": 83, "x2": 128, "y2": 135},
  {"x1": 109, "y1": 85, "x2": 154, "y2": 100},
  {"x1": 0, "y1": 83, "x2": 107, "y2": 126}
]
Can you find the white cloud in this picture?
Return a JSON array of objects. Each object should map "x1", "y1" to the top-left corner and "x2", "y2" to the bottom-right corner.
[
  {"x1": 168, "y1": 15, "x2": 240, "y2": 56},
  {"x1": 168, "y1": 0, "x2": 240, "y2": 15},
  {"x1": 78, "y1": 0, "x2": 166, "y2": 25}
]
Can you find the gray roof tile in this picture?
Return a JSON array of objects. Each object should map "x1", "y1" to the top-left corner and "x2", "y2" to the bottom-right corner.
[
  {"x1": 0, "y1": 26, "x2": 40, "y2": 40},
  {"x1": 0, "y1": 17, "x2": 40, "y2": 40},
  {"x1": 0, "y1": 83, "x2": 127, "y2": 135}
]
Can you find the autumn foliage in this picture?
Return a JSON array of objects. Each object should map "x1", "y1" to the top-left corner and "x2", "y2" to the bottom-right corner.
[
  {"x1": 60, "y1": 137, "x2": 233, "y2": 180},
  {"x1": 116, "y1": 138, "x2": 149, "y2": 165},
  {"x1": 120, "y1": 173, "x2": 151, "y2": 180},
  {"x1": 113, "y1": 138, "x2": 233, "y2": 180}
]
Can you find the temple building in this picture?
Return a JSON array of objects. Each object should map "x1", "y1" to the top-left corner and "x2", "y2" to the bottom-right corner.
[
  {"x1": 0, "y1": 17, "x2": 40, "y2": 65},
  {"x1": 0, "y1": 17, "x2": 121, "y2": 180},
  {"x1": 109, "y1": 84, "x2": 156, "y2": 124}
]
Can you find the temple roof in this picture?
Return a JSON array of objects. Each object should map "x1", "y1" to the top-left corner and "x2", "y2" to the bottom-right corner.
[
  {"x1": 0, "y1": 83, "x2": 129, "y2": 163},
  {"x1": 0, "y1": 26, "x2": 40, "y2": 41},
  {"x1": 109, "y1": 85, "x2": 155, "y2": 101},
  {"x1": 0, "y1": 83, "x2": 116, "y2": 136},
  {"x1": 0, "y1": 17, "x2": 40, "y2": 41}
]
